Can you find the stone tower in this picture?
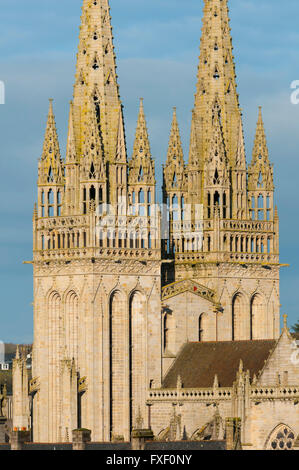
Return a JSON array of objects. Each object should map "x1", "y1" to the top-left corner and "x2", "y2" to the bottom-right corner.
[
  {"x1": 31, "y1": 0, "x2": 162, "y2": 443},
  {"x1": 163, "y1": 0, "x2": 280, "y2": 344},
  {"x1": 13, "y1": 0, "x2": 283, "y2": 445}
]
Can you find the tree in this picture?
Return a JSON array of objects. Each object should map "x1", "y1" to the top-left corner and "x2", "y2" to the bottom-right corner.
[{"x1": 291, "y1": 321, "x2": 299, "y2": 333}]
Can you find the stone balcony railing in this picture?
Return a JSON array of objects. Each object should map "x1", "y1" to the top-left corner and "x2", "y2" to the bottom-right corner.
[
  {"x1": 33, "y1": 246, "x2": 161, "y2": 262},
  {"x1": 147, "y1": 387, "x2": 232, "y2": 402},
  {"x1": 175, "y1": 251, "x2": 280, "y2": 265},
  {"x1": 147, "y1": 385, "x2": 299, "y2": 403},
  {"x1": 251, "y1": 386, "x2": 299, "y2": 400},
  {"x1": 172, "y1": 219, "x2": 275, "y2": 234}
]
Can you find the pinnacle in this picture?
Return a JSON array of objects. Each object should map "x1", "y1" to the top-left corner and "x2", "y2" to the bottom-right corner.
[
  {"x1": 132, "y1": 99, "x2": 151, "y2": 159},
  {"x1": 42, "y1": 99, "x2": 61, "y2": 163},
  {"x1": 167, "y1": 107, "x2": 184, "y2": 165},
  {"x1": 129, "y1": 100, "x2": 155, "y2": 185},
  {"x1": 252, "y1": 106, "x2": 269, "y2": 162},
  {"x1": 38, "y1": 100, "x2": 64, "y2": 186}
]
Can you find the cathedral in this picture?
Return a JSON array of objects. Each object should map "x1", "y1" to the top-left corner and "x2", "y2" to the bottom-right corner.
[{"x1": 12, "y1": 0, "x2": 299, "y2": 451}]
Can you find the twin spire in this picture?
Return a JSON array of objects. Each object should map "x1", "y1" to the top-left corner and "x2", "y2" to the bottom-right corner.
[{"x1": 38, "y1": 0, "x2": 274, "y2": 217}]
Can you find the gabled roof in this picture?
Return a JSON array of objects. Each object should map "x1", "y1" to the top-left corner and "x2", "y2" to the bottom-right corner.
[{"x1": 163, "y1": 340, "x2": 277, "y2": 389}]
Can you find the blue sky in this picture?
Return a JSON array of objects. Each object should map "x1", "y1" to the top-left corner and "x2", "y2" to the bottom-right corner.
[{"x1": 0, "y1": 0, "x2": 298, "y2": 342}]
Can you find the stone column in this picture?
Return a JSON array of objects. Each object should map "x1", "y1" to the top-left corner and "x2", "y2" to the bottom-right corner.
[
  {"x1": 72, "y1": 429, "x2": 91, "y2": 451},
  {"x1": 11, "y1": 430, "x2": 31, "y2": 451}
]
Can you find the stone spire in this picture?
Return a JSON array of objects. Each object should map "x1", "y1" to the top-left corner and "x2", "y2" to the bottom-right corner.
[
  {"x1": 73, "y1": 0, "x2": 121, "y2": 163},
  {"x1": 248, "y1": 107, "x2": 274, "y2": 192},
  {"x1": 129, "y1": 99, "x2": 155, "y2": 186},
  {"x1": 166, "y1": 108, "x2": 184, "y2": 166},
  {"x1": 190, "y1": 0, "x2": 241, "y2": 168},
  {"x1": 164, "y1": 108, "x2": 185, "y2": 193},
  {"x1": 38, "y1": 99, "x2": 64, "y2": 186},
  {"x1": 252, "y1": 107, "x2": 270, "y2": 165}
]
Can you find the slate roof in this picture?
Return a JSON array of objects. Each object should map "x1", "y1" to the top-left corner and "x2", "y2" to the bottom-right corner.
[{"x1": 163, "y1": 340, "x2": 277, "y2": 388}]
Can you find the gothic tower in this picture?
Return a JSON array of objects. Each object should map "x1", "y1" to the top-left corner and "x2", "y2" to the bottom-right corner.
[
  {"x1": 163, "y1": 0, "x2": 280, "y2": 344},
  {"x1": 16, "y1": 0, "x2": 283, "y2": 445},
  {"x1": 30, "y1": 0, "x2": 162, "y2": 443}
]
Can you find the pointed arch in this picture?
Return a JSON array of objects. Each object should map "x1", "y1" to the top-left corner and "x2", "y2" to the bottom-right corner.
[
  {"x1": 129, "y1": 291, "x2": 147, "y2": 430},
  {"x1": 264, "y1": 424, "x2": 295, "y2": 450},
  {"x1": 48, "y1": 291, "x2": 62, "y2": 441},
  {"x1": 250, "y1": 293, "x2": 267, "y2": 340},
  {"x1": 198, "y1": 313, "x2": 209, "y2": 342},
  {"x1": 232, "y1": 292, "x2": 249, "y2": 340},
  {"x1": 163, "y1": 310, "x2": 175, "y2": 352},
  {"x1": 109, "y1": 290, "x2": 127, "y2": 440},
  {"x1": 64, "y1": 290, "x2": 79, "y2": 362}
]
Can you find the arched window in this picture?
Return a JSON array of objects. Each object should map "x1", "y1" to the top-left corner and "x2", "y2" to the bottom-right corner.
[
  {"x1": 57, "y1": 190, "x2": 62, "y2": 216},
  {"x1": 129, "y1": 292, "x2": 146, "y2": 431},
  {"x1": 48, "y1": 291, "x2": 62, "y2": 436},
  {"x1": 138, "y1": 190, "x2": 145, "y2": 216},
  {"x1": 181, "y1": 196, "x2": 185, "y2": 220},
  {"x1": 132, "y1": 191, "x2": 136, "y2": 215},
  {"x1": 198, "y1": 314, "x2": 203, "y2": 342},
  {"x1": 48, "y1": 189, "x2": 54, "y2": 205},
  {"x1": 214, "y1": 191, "x2": 220, "y2": 206},
  {"x1": 232, "y1": 293, "x2": 248, "y2": 340},
  {"x1": 65, "y1": 291, "x2": 79, "y2": 362},
  {"x1": 207, "y1": 193, "x2": 211, "y2": 218},
  {"x1": 89, "y1": 185, "x2": 96, "y2": 202},
  {"x1": 48, "y1": 189, "x2": 54, "y2": 217},
  {"x1": 83, "y1": 187, "x2": 87, "y2": 214},
  {"x1": 109, "y1": 291, "x2": 127, "y2": 438},
  {"x1": 148, "y1": 232, "x2": 152, "y2": 249},
  {"x1": 251, "y1": 294, "x2": 266, "y2": 340},
  {"x1": 147, "y1": 190, "x2": 151, "y2": 216},
  {"x1": 41, "y1": 191, "x2": 45, "y2": 217},
  {"x1": 163, "y1": 312, "x2": 175, "y2": 352},
  {"x1": 172, "y1": 195, "x2": 179, "y2": 221},
  {"x1": 265, "y1": 424, "x2": 295, "y2": 450}
]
